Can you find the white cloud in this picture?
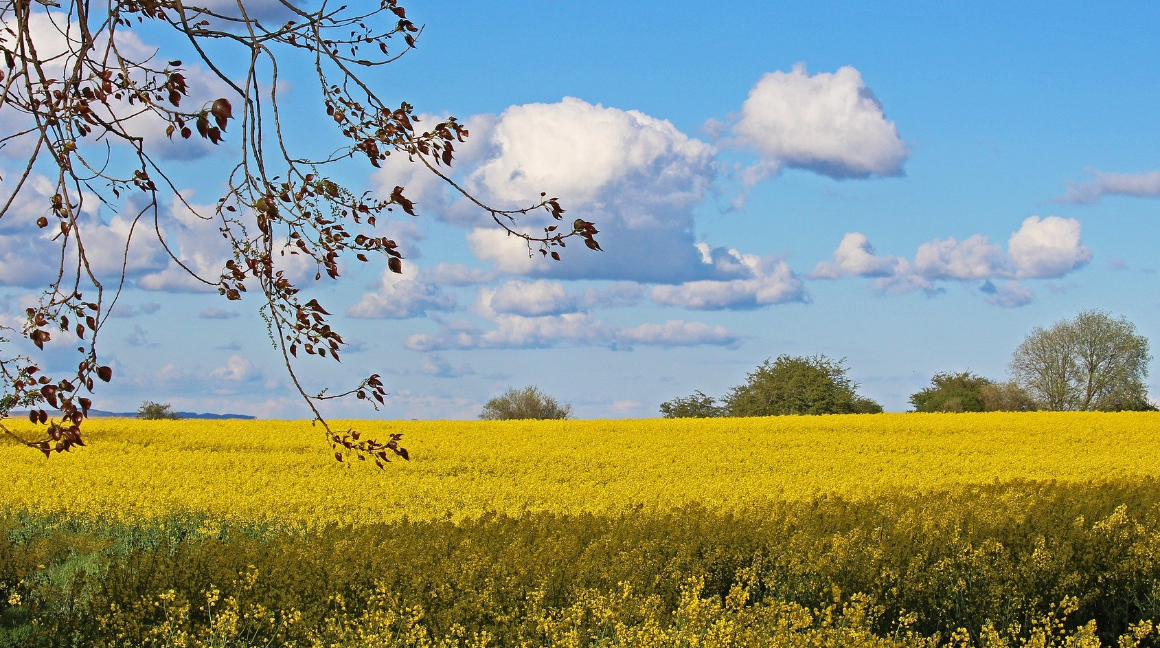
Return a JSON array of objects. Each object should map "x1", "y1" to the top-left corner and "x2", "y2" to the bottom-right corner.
[
  {"x1": 210, "y1": 354, "x2": 261, "y2": 382},
  {"x1": 913, "y1": 235, "x2": 1007, "y2": 280},
  {"x1": 732, "y1": 64, "x2": 909, "y2": 179},
  {"x1": 980, "y1": 280, "x2": 1035, "y2": 308},
  {"x1": 155, "y1": 362, "x2": 197, "y2": 384},
  {"x1": 346, "y1": 263, "x2": 456, "y2": 319},
  {"x1": 812, "y1": 216, "x2": 1090, "y2": 305},
  {"x1": 136, "y1": 193, "x2": 232, "y2": 292},
  {"x1": 652, "y1": 247, "x2": 806, "y2": 310},
  {"x1": 483, "y1": 280, "x2": 579, "y2": 317},
  {"x1": 460, "y1": 97, "x2": 720, "y2": 283},
  {"x1": 0, "y1": 11, "x2": 229, "y2": 162},
  {"x1": 428, "y1": 97, "x2": 813, "y2": 314},
  {"x1": 406, "y1": 313, "x2": 739, "y2": 352},
  {"x1": 1057, "y1": 168, "x2": 1160, "y2": 204},
  {"x1": 426, "y1": 262, "x2": 496, "y2": 286},
  {"x1": 1007, "y1": 216, "x2": 1092, "y2": 278},
  {"x1": 480, "y1": 279, "x2": 643, "y2": 317},
  {"x1": 0, "y1": 171, "x2": 169, "y2": 287},
  {"x1": 617, "y1": 320, "x2": 740, "y2": 347},
  {"x1": 472, "y1": 97, "x2": 714, "y2": 206},
  {"x1": 810, "y1": 233, "x2": 901, "y2": 279}
]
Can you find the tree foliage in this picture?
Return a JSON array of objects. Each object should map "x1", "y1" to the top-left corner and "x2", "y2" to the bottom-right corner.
[
  {"x1": 1011, "y1": 310, "x2": 1152, "y2": 411},
  {"x1": 851, "y1": 395, "x2": 884, "y2": 414},
  {"x1": 480, "y1": 386, "x2": 572, "y2": 421},
  {"x1": 909, "y1": 371, "x2": 993, "y2": 413},
  {"x1": 0, "y1": 0, "x2": 601, "y2": 460},
  {"x1": 136, "y1": 400, "x2": 178, "y2": 420},
  {"x1": 659, "y1": 391, "x2": 724, "y2": 418},
  {"x1": 979, "y1": 380, "x2": 1038, "y2": 412},
  {"x1": 724, "y1": 354, "x2": 880, "y2": 417}
]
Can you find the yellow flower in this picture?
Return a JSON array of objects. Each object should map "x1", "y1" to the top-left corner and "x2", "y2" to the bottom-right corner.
[{"x1": 2, "y1": 413, "x2": 1159, "y2": 526}]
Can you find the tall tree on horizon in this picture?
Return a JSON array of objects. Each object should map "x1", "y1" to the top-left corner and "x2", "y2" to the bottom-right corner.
[{"x1": 1011, "y1": 310, "x2": 1152, "y2": 411}]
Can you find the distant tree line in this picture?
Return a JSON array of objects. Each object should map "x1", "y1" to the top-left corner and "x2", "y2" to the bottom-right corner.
[
  {"x1": 909, "y1": 310, "x2": 1154, "y2": 413},
  {"x1": 659, "y1": 309, "x2": 1153, "y2": 419},
  {"x1": 482, "y1": 309, "x2": 1153, "y2": 420},
  {"x1": 660, "y1": 354, "x2": 882, "y2": 418}
]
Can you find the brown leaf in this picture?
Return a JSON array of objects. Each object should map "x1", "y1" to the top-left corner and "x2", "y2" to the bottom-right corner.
[
  {"x1": 389, "y1": 186, "x2": 416, "y2": 216},
  {"x1": 211, "y1": 98, "x2": 232, "y2": 130}
]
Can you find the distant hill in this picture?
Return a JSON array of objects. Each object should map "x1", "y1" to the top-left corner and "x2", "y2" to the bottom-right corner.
[{"x1": 11, "y1": 409, "x2": 255, "y2": 420}]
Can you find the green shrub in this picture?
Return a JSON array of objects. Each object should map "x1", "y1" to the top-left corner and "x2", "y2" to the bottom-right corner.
[
  {"x1": 480, "y1": 386, "x2": 571, "y2": 420},
  {"x1": 659, "y1": 391, "x2": 725, "y2": 418},
  {"x1": 136, "y1": 401, "x2": 179, "y2": 420}
]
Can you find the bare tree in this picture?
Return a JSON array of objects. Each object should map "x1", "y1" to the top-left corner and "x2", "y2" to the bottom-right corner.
[
  {"x1": 0, "y1": 0, "x2": 601, "y2": 461},
  {"x1": 1011, "y1": 310, "x2": 1151, "y2": 411}
]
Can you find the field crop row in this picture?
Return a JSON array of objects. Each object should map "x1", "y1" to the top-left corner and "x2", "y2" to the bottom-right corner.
[
  {"x1": 3, "y1": 412, "x2": 1159, "y2": 646},
  {"x1": 3, "y1": 412, "x2": 1160, "y2": 527}
]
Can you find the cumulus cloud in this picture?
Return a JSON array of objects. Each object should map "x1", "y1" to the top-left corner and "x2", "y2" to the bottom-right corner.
[
  {"x1": 472, "y1": 98, "x2": 714, "y2": 207},
  {"x1": 391, "y1": 96, "x2": 813, "y2": 314},
  {"x1": 1007, "y1": 216, "x2": 1092, "y2": 278},
  {"x1": 480, "y1": 280, "x2": 642, "y2": 317},
  {"x1": 731, "y1": 64, "x2": 909, "y2": 179},
  {"x1": 460, "y1": 97, "x2": 719, "y2": 283},
  {"x1": 210, "y1": 355, "x2": 262, "y2": 382},
  {"x1": 0, "y1": 11, "x2": 230, "y2": 162},
  {"x1": 980, "y1": 280, "x2": 1035, "y2": 308},
  {"x1": 810, "y1": 233, "x2": 901, "y2": 279},
  {"x1": 652, "y1": 245, "x2": 806, "y2": 309},
  {"x1": 912, "y1": 235, "x2": 1007, "y2": 281},
  {"x1": 482, "y1": 280, "x2": 579, "y2": 317},
  {"x1": 136, "y1": 193, "x2": 232, "y2": 292},
  {"x1": 812, "y1": 216, "x2": 1090, "y2": 305},
  {"x1": 406, "y1": 313, "x2": 739, "y2": 352},
  {"x1": 1056, "y1": 168, "x2": 1160, "y2": 204},
  {"x1": 346, "y1": 263, "x2": 456, "y2": 319},
  {"x1": 0, "y1": 171, "x2": 169, "y2": 287}
]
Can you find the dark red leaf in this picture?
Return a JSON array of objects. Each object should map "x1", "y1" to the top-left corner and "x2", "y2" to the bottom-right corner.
[{"x1": 211, "y1": 98, "x2": 232, "y2": 130}]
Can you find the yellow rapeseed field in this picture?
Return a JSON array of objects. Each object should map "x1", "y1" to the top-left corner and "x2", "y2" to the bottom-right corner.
[{"x1": 3, "y1": 412, "x2": 1159, "y2": 527}]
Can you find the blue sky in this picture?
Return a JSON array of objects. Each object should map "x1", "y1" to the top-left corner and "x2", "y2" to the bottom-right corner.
[{"x1": 3, "y1": 1, "x2": 1159, "y2": 418}]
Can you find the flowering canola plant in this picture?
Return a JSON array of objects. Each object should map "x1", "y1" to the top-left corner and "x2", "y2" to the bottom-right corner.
[{"x1": 2, "y1": 412, "x2": 1158, "y2": 528}]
